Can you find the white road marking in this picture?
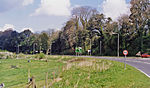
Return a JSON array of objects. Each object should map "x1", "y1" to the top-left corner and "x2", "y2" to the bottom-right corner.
[
  {"x1": 81, "y1": 56, "x2": 150, "y2": 78},
  {"x1": 137, "y1": 68, "x2": 150, "y2": 78}
]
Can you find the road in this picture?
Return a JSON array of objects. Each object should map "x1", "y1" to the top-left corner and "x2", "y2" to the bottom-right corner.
[{"x1": 81, "y1": 56, "x2": 150, "y2": 78}]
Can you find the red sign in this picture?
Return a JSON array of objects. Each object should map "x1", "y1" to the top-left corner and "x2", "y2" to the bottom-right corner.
[{"x1": 123, "y1": 50, "x2": 128, "y2": 56}]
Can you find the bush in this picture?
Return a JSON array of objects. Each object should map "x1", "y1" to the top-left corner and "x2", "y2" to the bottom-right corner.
[
  {"x1": 0, "y1": 52, "x2": 15, "y2": 59},
  {"x1": 17, "y1": 53, "x2": 25, "y2": 59},
  {"x1": 35, "y1": 53, "x2": 45, "y2": 59},
  {"x1": 39, "y1": 53, "x2": 45, "y2": 59}
]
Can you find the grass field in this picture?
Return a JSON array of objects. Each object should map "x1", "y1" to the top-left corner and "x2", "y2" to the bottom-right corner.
[{"x1": 0, "y1": 55, "x2": 150, "y2": 88}]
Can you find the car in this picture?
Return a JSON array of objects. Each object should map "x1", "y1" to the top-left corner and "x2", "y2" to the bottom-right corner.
[{"x1": 141, "y1": 53, "x2": 150, "y2": 58}]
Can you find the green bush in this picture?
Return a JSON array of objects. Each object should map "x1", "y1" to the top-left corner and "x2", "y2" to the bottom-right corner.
[
  {"x1": 17, "y1": 53, "x2": 25, "y2": 59},
  {"x1": 0, "y1": 52, "x2": 16, "y2": 59},
  {"x1": 39, "y1": 53, "x2": 45, "y2": 59},
  {"x1": 35, "y1": 53, "x2": 45, "y2": 59}
]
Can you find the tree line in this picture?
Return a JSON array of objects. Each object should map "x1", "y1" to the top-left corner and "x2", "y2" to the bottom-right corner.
[{"x1": 0, "y1": 0, "x2": 149, "y2": 56}]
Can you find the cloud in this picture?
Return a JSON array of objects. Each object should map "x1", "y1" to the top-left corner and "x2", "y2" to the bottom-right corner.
[
  {"x1": 31, "y1": 0, "x2": 71, "y2": 16},
  {"x1": 0, "y1": 24, "x2": 15, "y2": 31},
  {"x1": 22, "y1": 0, "x2": 34, "y2": 6},
  {"x1": 0, "y1": 24, "x2": 34, "y2": 33},
  {"x1": 21, "y1": 27, "x2": 34, "y2": 33},
  {"x1": 101, "y1": 0, "x2": 130, "y2": 21}
]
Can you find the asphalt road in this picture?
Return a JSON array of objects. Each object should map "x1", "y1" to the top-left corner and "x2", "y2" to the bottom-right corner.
[{"x1": 81, "y1": 56, "x2": 150, "y2": 78}]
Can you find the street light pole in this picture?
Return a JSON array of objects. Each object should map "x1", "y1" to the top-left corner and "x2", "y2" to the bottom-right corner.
[
  {"x1": 33, "y1": 43, "x2": 37, "y2": 54},
  {"x1": 100, "y1": 40, "x2": 102, "y2": 55},
  {"x1": 92, "y1": 29, "x2": 102, "y2": 56},
  {"x1": 117, "y1": 33, "x2": 119, "y2": 57},
  {"x1": 112, "y1": 32, "x2": 119, "y2": 57},
  {"x1": 90, "y1": 39, "x2": 92, "y2": 56},
  {"x1": 18, "y1": 45, "x2": 20, "y2": 54}
]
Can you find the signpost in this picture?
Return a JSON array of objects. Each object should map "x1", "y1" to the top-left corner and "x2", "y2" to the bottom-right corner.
[
  {"x1": 75, "y1": 47, "x2": 82, "y2": 56},
  {"x1": 123, "y1": 50, "x2": 128, "y2": 69},
  {"x1": 75, "y1": 47, "x2": 79, "y2": 56}
]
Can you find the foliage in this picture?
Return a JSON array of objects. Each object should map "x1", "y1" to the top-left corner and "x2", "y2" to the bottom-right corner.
[
  {"x1": 51, "y1": 2, "x2": 150, "y2": 56},
  {"x1": 0, "y1": 1, "x2": 149, "y2": 56},
  {"x1": 35, "y1": 53, "x2": 45, "y2": 59},
  {"x1": 0, "y1": 52, "x2": 16, "y2": 59}
]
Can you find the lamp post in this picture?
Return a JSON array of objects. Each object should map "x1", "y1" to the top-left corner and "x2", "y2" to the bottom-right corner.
[
  {"x1": 100, "y1": 40, "x2": 102, "y2": 55},
  {"x1": 112, "y1": 32, "x2": 119, "y2": 57},
  {"x1": 17, "y1": 45, "x2": 21, "y2": 54},
  {"x1": 92, "y1": 29, "x2": 102, "y2": 55},
  {"x1": 117, "y1": 33, "x2": 119, "y2": 57},
  {"x1": 90, "y1": 39, "x2": 92, "y2": 56},
  {"x1": 33, "y1": 43, "x2": 37, "y2": 54},
  {"x1": 16, "y1": 44, "x2": 21, "y2": 59}
]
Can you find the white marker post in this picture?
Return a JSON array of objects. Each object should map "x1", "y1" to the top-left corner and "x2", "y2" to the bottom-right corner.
[{"x1": 123, "y1": 50, "x2": 128, "y2": 69}]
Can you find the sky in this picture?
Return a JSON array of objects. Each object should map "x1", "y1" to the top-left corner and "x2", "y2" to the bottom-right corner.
[{"x1": 0, "y1": 0, "x2": 131, "y2": 33}]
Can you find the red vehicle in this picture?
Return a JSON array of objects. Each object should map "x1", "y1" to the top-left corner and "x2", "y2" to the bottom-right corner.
[{"x1": 141, "y1": 53, "x2": 150, "y2": 58}]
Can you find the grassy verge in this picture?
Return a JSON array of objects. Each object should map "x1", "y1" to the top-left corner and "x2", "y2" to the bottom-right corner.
[{"x1": 0, "y1": 55, "x2": 150, "y2": 88}]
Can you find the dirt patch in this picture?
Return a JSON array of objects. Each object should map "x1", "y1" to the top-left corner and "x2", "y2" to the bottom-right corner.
[{"x1": 11, "y1": 65, "x2": 19, "y2": 69}]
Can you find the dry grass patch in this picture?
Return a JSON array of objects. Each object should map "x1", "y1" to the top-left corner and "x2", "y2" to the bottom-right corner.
[{"x1": 62, "y1": 58, "x2": 112, "y2": 72}]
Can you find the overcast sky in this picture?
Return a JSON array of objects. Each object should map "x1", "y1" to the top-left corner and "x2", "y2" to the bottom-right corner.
[{"x1": 0, "y1": 0, "x2": 131, "y2": 32}]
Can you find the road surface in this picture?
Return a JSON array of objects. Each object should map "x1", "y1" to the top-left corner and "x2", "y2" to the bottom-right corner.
[{"x1": 81, "y1": 56, "x2": 150, "y2": 78}]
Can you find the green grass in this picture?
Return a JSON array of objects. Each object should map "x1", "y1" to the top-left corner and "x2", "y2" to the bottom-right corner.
[
  {"x1": 0, "y1": 56, "x2": 64, "y2": 87},
  {"x1": 0, "y1": 55, "x2": 150, "y2": 88}
]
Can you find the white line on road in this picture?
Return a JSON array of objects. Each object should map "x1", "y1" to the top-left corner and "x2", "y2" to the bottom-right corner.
[
  {"x1": 80, "y1": 56, "x2": 150, "y2": 78},
  {"x1": 137, "y1": 68, "x2": 150, "y2": 78}
]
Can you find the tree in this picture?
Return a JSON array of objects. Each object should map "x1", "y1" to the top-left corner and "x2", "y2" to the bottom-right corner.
[
  {"x1": 130, "y1": 0, "x2": 150, "y2": 53},
  {"x1": 38, "y1": 33, "x2": 49, "y2": 54},
  {"x1": 72, "y1": 6, "x2": 98, "y2": 30}
]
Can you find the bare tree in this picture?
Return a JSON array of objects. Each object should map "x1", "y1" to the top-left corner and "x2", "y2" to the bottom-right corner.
[{"x1": 72, "y1": 6, "x2": 98, "y2": 30}]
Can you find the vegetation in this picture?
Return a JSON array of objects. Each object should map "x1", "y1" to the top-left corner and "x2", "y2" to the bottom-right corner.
[
  {"x1": 35, "y1": 53, "x2": 45, "y2": 59},
  {"x1": 0, "y1": 55, "x2": 150, "y2": 88},
  {"x1": 0, "y1": 51, "x2": 16, "y2": 59},
  {"x1": 0, "y1": 0, "x2": 149, "y2": 56}
]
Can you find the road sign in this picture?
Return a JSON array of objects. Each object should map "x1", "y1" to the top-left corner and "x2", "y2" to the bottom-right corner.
[
  {"x1": 123, "y1": 50, "x2": 128, "y2": 56},
  {"x1": 75, "y1": 47, "x2": 82, "y2": 53},
  {"x1": 78, "y1": 47, "x2": 82, "y2": 53},
  {"x1": 75, "y1": 47, "x2": 79, "y2": 53}
]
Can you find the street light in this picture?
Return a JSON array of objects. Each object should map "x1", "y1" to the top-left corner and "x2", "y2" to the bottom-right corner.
[
  {"x1": 92, "y1": 29, "x2": 102, "y2": 55},
  {"x1": 17, "y1": 45, "x2": 21, "y2": 54},
  {"x1": 111, "y1": 32, "x2": 119, "y2": 57},
  {"x1": 33, "y1": 43, "x2": 37, "y2": 54}
]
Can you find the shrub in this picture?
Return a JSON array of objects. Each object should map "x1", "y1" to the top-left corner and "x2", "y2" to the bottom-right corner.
[
  {"x1": 17, "y1": 53, "x2": 25, "y2": 59},
  {"x1": 0, "y1": 52, "x2": 15, "y2": 59},
  {"x1": 35, "y1": 53, "x2": 45, "y2": 59},
  {"x1": 39, "y1": 53, "x2": 45, "y2": 59}
]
